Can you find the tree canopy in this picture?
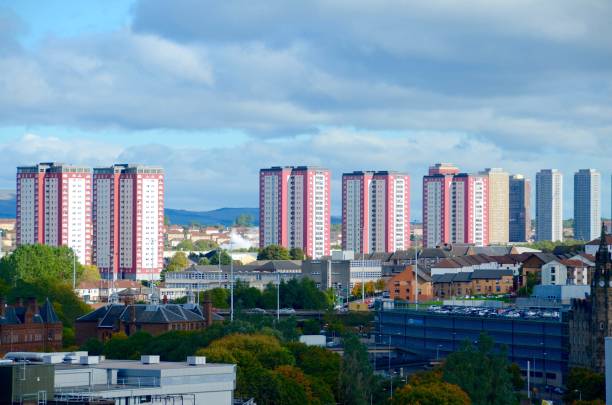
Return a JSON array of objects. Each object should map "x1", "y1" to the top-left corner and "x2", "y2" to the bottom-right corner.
[
  {"x1": 235, "y1": 214, "x2": 254, "y2": 227},
  {"x1": 565, "y1": 368, "x2": 605, "y2": 403},
  {"x1": 209, "y1": 249, "x2": 232, "y2": 265},
  {"x1": 340, "y1": 333, "x2": 374, "y2": 405},
  {"x1": 258, "y1": 244, "x2": 291, "y2": 260},
  {"x1": 166, "y1": 252, "x2": 189, "y2": 272}
]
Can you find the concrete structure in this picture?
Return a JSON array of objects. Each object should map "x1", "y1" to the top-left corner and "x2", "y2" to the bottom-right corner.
[
  {"x1": 259, "y1": 166, "x2": 331, "y2": 259},
  {"x1": 535, "y1": 169, "x2": 563, "y2": 242},
  {"x1": 532, "y1": 285, "x2": 590, "y2": 302},
  {"x1": 16, "y1": 162, "x2": 92, "y2": 264},
  {"x1": 93, "y1": 164, "x2": 165, "y2": 281},
  {"x1": 1, "y1": 352, "x2": 237, "y2": 405},
  {"x1": 0, "y1": 297, "x2": 62, "y2": 356},
  {"x1": 342, "y1": 171, "x2": 410, "y2": 253},
  {"x1": 376, "y1": 302, "x2": 566, "y2": 387},
  {"x1": 540, "y1": 260, "x2": 568, "y2": 286},
  {"x1": 450, "y1": 173, "x2": 489, "y2": 247},
  {"x1": 509, "y1": 174, "x2": 531, "y2": 242},
  {"x1": 163, "y1": 260, "x2": 302, "y2": 298},
  {"x1": 422, "y1": 163, "x2": 459, "y2": 248},
  {"x1": 484, "y1": 168, "x2": 509, "y2": 245},
  {"x1": 574, "y1": 169, "x2": 601, "y2": 241},
  {"x1": 301, "y1": 257, "x2": 382, "y2": 299}
]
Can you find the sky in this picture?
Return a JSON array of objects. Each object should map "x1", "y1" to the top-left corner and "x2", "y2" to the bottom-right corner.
[{"x1": 0, "y1": 0, "x2": 611, "y2": 219}]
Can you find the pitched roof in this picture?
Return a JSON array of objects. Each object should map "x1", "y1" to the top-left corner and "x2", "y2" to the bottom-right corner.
[
  {"x1": 77, "y1": 302, "x2": 208, "y2": 327},
  {"x1": 560, "y1": 259, "x2": 586, "y2": 267},
  {"x1": 472, "y1": 246, "x2": 513, "y2": 256},
  {"x1": 470, "y1": 269, "x2": 514, "y2": 279},
  {"x1": 432, "y1": 269, "x2": 513, "y2": 283},
  {"x1": 587, "y1": 234, "x2": 612, "y2": 245},
  {"x1": 419, "y1": 248, "x2": 450, "y2": 259}
]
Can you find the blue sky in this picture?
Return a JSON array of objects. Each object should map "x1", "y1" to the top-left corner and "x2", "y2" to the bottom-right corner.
[{"x1": 0, "y1": 0, "x2": 611, "y2": 218}]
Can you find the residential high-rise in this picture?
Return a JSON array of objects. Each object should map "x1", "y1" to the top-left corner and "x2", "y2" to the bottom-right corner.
[
  {"x1": 422, "y1": 163, "x2": 460, "y2": 248},
  {"x1": 484, "y1": 168, "x2": 509, "y2": 245},
  {"x1": 342, "y1": 171, "x2": 410, "y2": 253},
  {"x1": 259, "y1": 166, "x2": 330, "y2": 259},
  {"x1": 509, "y1": 174, "x2": 531, "y2": 242},
  {"x1": 535, "y1": 169, "x2": 563, "y2": 241},
  {"x1": 574, "y1": 169, "x2": 601, "y2": 241},
  {"x1": 16, "y1": 162, "x2": 92, "y2": 264},
  {"x1": 449, "y1": 173, "x2": 489, "y2": 246},
  {"x1": 93, "y1": 164, "x2": 164, "y2": 280}
]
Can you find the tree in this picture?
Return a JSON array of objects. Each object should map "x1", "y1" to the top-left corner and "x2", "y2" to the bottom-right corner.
[
  {"x1": 289, "y1": 247, "x2": 305, "y2": 260},
  {"x1": 166, "y1": 252, "x2": 189, "y2": 272},
  {"x1": 209, "y1": 250, "x2": 232, "y2": 265},
  {"x1": 375, "y1": 278, "x2": 387, "y2": 292},
  {"x1": 565, "y1": 368, "x2": 605, "y2": 403},
  {"x1": 175, "y1": 239, "x2": 194, "y2": 251},
  {"x1": 235, "y1": 214, "x2": 254, "y2": 227},
  {"x1": 80, "y1": 265, "x2": 101, "y2": 283},
  {"x1": 287, "y1": 342, "x2": 341, "y2": 401},
  {"x1": 258, "y1": 244, "x2": 291, "y2": 260},
  {"x1": 443, "y1": 333, "x2": 514, "y2": 405},
  {"x1": 517, "y1": 272, "x2": 538, "y2": 297},
  {"x1": 194, "y1": 239, "x2": 218, "y2": 251},
  {"x1": 302, "y1": 319, "x2": 321, "y2": 335},
  {"x1": 80, "y1": 338, "x2": 105, "y2": 355},
  {"x1": 205, "y1": 288, "x2": 230, "y2": 308},
  {"x1": 198, "y1": 257, "x2": 211, "y2": 265},
  {"x1": 340, "y1": 333, "x2": 373, "y2": 405},
  {"x1": 392, "y1": 381, "x2": 471, "y2": 405},
  {"x1": 508, "y1": 363, "x2": 524, "y2": 391}
]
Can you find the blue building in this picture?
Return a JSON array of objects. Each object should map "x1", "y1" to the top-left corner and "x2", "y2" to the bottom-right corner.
[{"x1": 375, "y1": 302, "x2": 568, "y2": 387}]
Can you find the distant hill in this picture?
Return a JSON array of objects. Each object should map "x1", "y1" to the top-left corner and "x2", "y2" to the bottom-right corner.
[{"x1": 0, "y1": 191, "x2": 342, "y2": 226}]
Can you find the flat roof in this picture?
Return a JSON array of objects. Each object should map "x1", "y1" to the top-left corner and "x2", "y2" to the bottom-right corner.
[{"x1": 56, "y1": 360, "x2": 234, "y2": 371}]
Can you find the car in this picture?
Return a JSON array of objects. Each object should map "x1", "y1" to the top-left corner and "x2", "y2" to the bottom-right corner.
[
  {"x1": 279, "y1": 308, "x2": 296, "y2": 314},
  {"x1": 250, "y1": 308, "x2": 268, "y2": 314}
]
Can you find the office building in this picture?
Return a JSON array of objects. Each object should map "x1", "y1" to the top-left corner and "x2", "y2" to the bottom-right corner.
[
  {"x1": 1, "y1": 352, "x2": 237, "y2": 405},
  {"x1": 535, "y1": 169, "x2": 563, "y2": 241},
  {"x1": 259, "y1": 166, "x2": 330, "y2": 259},
  {"x1": 93, "y1": 164, "x2": 164, "y2": 280},
  {"x1": 509, "y1": 174, "x2": 531, "y2": 242},
  {"x1": 484, "y1": 168, "x2": 509, "y2": 245},
  {"x1": 16, "y1": 162, "x2": 92, "y2": 264},
  {"x1": 422, "y1": 163, "x2": 460, "y2": 248},
  {"x1": 450, "y1": 173, "x2": 489, "y2": 246},
  {"x1": 574, "y1": 169, "x2": 601, "y2": 241},
  {"x1": 342, "y1": 171, "x2": 410, "y2": 253}
]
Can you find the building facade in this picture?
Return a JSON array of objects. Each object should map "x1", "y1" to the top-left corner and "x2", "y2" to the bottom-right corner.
[
  {"x1": 16, "y1": 162, "x2": 92, "y2": 264},
  {"x1": 569, "y1": 226, "x2": 612, "y2": 373},
  {"x1": 422, "y1": 163, "x2": 460, "y2": 248},
  {"x1": 342, "y1": 171, "x2": 410, "y2": 253},
  {"x1": 386, "y1": 266, "x2": 432, "y2": 302},
  {"x1": 509, "y1": 174, "x2": 531, "y2": 242},
  {"x1": 574, "y1": 169, "x2": 601, "y2": 241},
  {"x1": 0, "y1": 297, "x2": 63, "y2": 355},
  {"x1": 93, "y1": 165, "x2": 164, "y2": 280},
  {"x1": 259, "y1": 166, "x2": 330, "y2": 259},
  {"x1": 484, "y1": 168, "x2": 509, "y2": 245},
  {"x1": 450, "y1": 173, "x2": 489, "y2": 247},
  {"x1": 535, "y1": 169, "x2": 563, "y2": 242}
]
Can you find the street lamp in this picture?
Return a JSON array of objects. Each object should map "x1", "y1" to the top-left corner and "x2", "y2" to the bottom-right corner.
[
  {"x1": 436, "y1": 344, "x2": 442, "y2": 361},
  {"x1": 387, "y1": 337, "x2": 393, "y2": 399},
  {"x1": 574, "y1": 389, "x2": 582, "y2": 401}
]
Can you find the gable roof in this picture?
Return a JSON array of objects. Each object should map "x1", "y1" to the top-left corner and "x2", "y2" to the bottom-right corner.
[
  {"x1": 77, "y1": 302, "x2": 209, "y2": 327},
  {"x1": 587, "y1": 234, "x2": 612, "y2": 245}
]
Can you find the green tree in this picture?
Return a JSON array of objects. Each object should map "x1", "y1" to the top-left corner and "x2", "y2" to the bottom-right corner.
[
  {"x1": 287, "y1": 342, "x2": 341, "y2": 401},
  {"x1": 194, "y1": 239, "x2": 218, "y2": 251},
  {"x1": 443, "y1": 333, "x2": 514, "y2": 405},
  {"x1": 204, "y1": 288, "x2": 230, "y2": 308},
  {"x1": 508, "y1": 363, "x2": 524, "y2": 391},
  {"x1": 517, "y1": 272, "x2": 538, "y2": 297},
  {"x1": 340, "y1": 333, "x2": 373, "y2": 405},
  {"x1": 209, "y1": 250, "x2": 232, "y2": 265},
  {"x1": 166, "y1": 252, "x2": 189, "y2": 272},
  {"x1": 258, "y1": 244, "x2": 291, "y2": 260},
  {"x1": 235, "y1": 214, "x2": 254, "y2": 227},
  {"x1": 175, "y1": 239, "x2": 195, "y2": 251},
  {"x1": 0, "y1": 244, "x2": 84, "y2": 285},
  {"x1": 302, "y1": 319, "x2": 321, "y2": 335},
  {"x1": 79, "y1": 264, "x2": 101, "y2": 283},
  {"x1": 80, "y1": 338, "x2": 105, "y2": 355},
  {"x1": 198, "y1": 257, "x2": 211, "y2": 265},
  {"x1": 392, "y1": 381, "x2": 471, "y2": 405},
  {"x1": 565, "y1": 368, "x2": 605, "y2": 403},
  {"x1": 289, "y1": 247, "x2": 305, "y2": 260}
]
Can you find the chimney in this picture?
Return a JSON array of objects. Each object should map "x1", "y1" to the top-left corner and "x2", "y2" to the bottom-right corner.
[
  {"x1": 0, "y1": 297, "x2": 5, "y2": 317},
  {"x1": 25, "y1": 297, "x2": 37, "y2": 323},
  {"x1": 130, "y1": 303, "x2": 137, "y2": 324},
  {"x1": 203, "y1": 291, "x2": 213, "y2": 327},
  {"x1": 162, "y1": 294, "x2": 168, "y2": 305}
]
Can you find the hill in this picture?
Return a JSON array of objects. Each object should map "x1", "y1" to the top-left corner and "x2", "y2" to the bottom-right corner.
[{"x1": 0, "y1": 190, "x2": 15, "y2": 218}]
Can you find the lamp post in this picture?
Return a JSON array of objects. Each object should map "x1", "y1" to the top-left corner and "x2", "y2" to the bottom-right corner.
[
  {"x1": 230, "y1": 242, "x2": 234, "y2": 322},
  {"x1": 388, "y1": 336, "x2": 393, "y2": 399},
  {"x1": 436, "y1": 344, "x2": 442, "y2": 361}
]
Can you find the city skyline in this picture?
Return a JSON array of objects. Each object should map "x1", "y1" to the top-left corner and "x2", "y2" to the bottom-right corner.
[{"x1": 0, "y1": 1, "x2": 610, "y2": 218}]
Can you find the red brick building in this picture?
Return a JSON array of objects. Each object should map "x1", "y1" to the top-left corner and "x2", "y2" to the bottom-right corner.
[
  {"x1": 0, "y1": 297, "x2": 63, "y2": 355},
  {"x1": 386, "y1": 266, "x2": 432, "y2": 302}
]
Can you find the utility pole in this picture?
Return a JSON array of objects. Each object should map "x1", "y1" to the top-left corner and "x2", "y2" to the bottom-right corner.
[
  {"x1": 276, "y1": 272, "x2": 280, "y2": 321},
  {"x1": 230, "y1": 240, "x2": 234, "y2": 322},
  {"x1": 414, "y1": 247, "x2": 419, "y2": 310},
  {"x1": 527, "y1": 360, "x2": 530, "y2": 399},
  {"x1": 72, "y1": 250, "x2": 76, "y2": 290}
]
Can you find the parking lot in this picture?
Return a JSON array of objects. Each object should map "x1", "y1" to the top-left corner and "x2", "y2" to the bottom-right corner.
[{"x1": 426, "y1": 305, "x2": 561, "y2": 321}]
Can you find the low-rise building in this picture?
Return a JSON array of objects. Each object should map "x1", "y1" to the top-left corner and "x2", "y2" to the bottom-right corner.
[
  {"x1": 585, "y1": 234, "x2": 612, "y2": 256},
  {"x1": 1, "y1": 352, "x2": 238, "y2": 404},
  {"x1": 432, "y1": 269, "x2": 514, "y2": 298},
  {"x1": 0, "y1": 297, "x2": 63, "y2": 356},
  {"x1": 386, "y1": 266, "x2": 432, "y2": 302}
]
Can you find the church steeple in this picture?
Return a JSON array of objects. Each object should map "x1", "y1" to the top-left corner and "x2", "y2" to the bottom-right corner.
[{"x1": 596, "y1": 223, "x2": 610, "y2": 266}]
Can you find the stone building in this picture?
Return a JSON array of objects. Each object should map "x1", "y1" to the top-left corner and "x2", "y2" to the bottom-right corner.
[
  {"x1": 569, "y1": 226, "x2": 612, "y2": 373},
  {"x1": 75, "y1": 293, "x2": 220, "y2": 345},
  {"x1": 0, "y1": 297, "x2": 63, "y2": 355}
]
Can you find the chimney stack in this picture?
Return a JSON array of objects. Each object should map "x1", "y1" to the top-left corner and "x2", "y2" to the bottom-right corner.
[
  {"x1": 203, "y1": 291, "x2": 213, "y2": 327},
  {"x1": 25, "y1": 297, "x2": 37, "y2": 323},
  {"x1": 162, "y1": 294, "x2": 168, "y2": 305}
]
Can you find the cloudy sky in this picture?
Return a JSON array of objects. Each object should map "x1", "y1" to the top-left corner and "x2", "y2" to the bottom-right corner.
[{"x1": 0, "y1": 0, "x2": 610, "y2": 219}]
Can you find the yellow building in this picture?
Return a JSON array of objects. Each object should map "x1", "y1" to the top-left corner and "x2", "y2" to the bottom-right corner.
[{"x1": 485, "y1": 168, "x2": 509, "y2": 245}]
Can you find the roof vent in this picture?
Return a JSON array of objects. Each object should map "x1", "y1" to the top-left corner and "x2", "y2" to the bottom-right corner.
[
  {"x1": 187, "y1": 356, "x2": 206, "y2": 366},
  {"x1": 80, "y1": 356, "x2": 100, "y2": 365},
  {"x1": 141, "y1": 355, "x2": 160, "y2": 364}
]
